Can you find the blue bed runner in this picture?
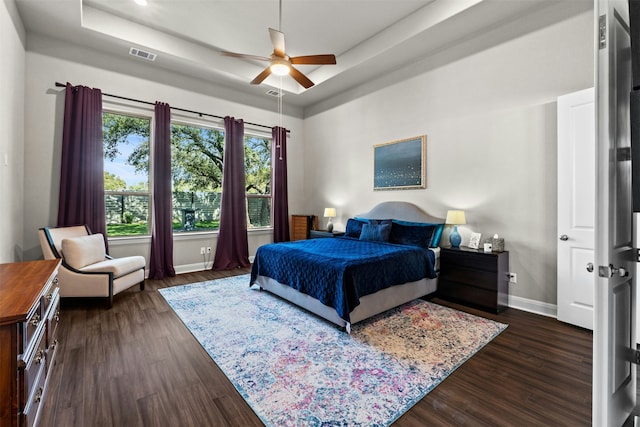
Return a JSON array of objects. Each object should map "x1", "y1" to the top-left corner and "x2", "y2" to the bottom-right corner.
[{"x1": 250, "y1": 237, "x2": 437, "y2": 322}]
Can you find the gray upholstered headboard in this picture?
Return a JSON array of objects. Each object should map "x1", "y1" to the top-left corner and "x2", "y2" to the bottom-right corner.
[{"x1": 356, "y1": 201, "x2": 444, "y2": 223}]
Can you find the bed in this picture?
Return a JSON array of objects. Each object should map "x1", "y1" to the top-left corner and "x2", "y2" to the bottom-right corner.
[{"x1": 250, "y1": 201, "x2": 445, "y2": 332}]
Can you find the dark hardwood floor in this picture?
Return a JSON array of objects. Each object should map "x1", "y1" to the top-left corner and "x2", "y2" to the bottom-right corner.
[{"x1": 39, "y1": 269, "x2": 592, "y2": 426}]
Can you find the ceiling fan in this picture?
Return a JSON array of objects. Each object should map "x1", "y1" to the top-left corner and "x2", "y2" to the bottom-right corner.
[{"x1": 220, "y1": 1, "x2": 336, "y2": 89}]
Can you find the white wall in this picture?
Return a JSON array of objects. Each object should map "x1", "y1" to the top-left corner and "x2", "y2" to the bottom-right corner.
[
  {"x1": 22, "y1": 46, "x2": 305, "y2": 270},
  {"x1": 0, "y1": 0, "x2": 26, "y2": 263},
  {"x1": 303, "y1": 11, "x2": 594, "y2": 306}
]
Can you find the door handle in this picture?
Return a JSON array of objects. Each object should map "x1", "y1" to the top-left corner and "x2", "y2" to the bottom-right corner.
[
  {"x1": 586, "y1": 263, "x2": 594, "y2": 273},
  {"x1": 598, "y1": 264, "x2": 629, "y2": 278},
  {"x1": 559, "y1": 234, "x2": 569, "y2": 241}
]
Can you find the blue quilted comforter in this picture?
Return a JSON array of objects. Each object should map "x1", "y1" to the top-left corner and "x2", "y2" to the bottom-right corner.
[{"x1": 250, "y1": 237, "x2": 437, "y2": 322}]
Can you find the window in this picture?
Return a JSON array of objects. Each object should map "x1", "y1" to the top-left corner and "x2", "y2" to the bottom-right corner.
[
  {"x1": 103, "y1": 112, "x2": 151, "y2": 236},
  {"x1": 245, "y1": 134, "x2": 272, "y2": 228},
  {"x1": 170, "y1": 122, "x2": 224, "y2": 232},
  {"x1": 103, "y1": 110, "x2": 272, "y2": 237}
]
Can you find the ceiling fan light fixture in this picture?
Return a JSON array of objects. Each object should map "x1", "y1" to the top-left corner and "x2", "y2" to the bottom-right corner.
[{"x1": 270, "y1": 60, "x2": 290, "y2": 76}]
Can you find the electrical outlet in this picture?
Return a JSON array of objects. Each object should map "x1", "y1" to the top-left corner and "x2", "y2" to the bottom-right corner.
[
  {"x1": 206, "y1": 247, "x2": 212, "y2": 254},
  {"x1": 508, "y1": 272, "x2": 517, "y2": 284},
  {"x1": 200, "y1": 247, "x2": 206, "y2": 255}
]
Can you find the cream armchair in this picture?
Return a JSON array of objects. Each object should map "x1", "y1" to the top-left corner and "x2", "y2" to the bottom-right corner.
[{"x1": 38, "y1": 225, "x2": 146, "y2": 307}]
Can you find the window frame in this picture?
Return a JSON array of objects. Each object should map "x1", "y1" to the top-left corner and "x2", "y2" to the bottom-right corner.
[{"x1": 103, "y1": 106, "x2": 154, "y2": 238}]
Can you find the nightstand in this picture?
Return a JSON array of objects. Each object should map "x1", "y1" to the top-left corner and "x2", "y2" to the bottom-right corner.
[
  {"x1": 309, "y1": 230, "x2": 345, "y2": 238},
  {"x1": 438, "y1": 247, "x2": 509, "y2": 313}
]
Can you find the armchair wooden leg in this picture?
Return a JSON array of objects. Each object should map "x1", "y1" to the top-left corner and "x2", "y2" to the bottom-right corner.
[{"x1": 139, "y1": 280, "x2": 145, "y2": 291}]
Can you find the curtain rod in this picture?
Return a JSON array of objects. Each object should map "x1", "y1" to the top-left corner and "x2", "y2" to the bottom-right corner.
[{"x1": 55, "y1": 82, "x2": 288, "y2": 133}]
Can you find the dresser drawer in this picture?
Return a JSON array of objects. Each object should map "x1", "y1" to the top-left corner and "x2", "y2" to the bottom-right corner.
[
  {"x1": 20, "y1": 303, "x2": 43, "y2": 356},
  {"x1": 20, "y1": 326, "x2": 46, "y2": 410},
  {"x1": 21, "y1": 365, "x2": 46, "y2": 427},
  {"x1": 46, "y1": 294, "x2": 61, "y2": 372},
  {"x1": 41, "y1": 276, "x2": 58, "y2": 316}
]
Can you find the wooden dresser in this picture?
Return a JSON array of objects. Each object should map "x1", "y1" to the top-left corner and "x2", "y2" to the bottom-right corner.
[
  {"x1": 0, "y1": 259, "x2": 61, "y2": 427},
  {"x1": 290, "y1": 215, "x2": 318, "y2": 240}
]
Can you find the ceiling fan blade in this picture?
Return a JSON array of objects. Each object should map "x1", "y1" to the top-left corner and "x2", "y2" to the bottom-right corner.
[
  {"x1": 269, "y1": 28, "x2": 286, "y2": 58},
  {"x1": 289, "y1": 65, "x2": 314, "y2": 89},
  {"x1": 290, "y1": 54, "x2": 337, "y2": 65},
  {"x1": 251, "y1": 66, "x2": 273, "y2": 85},
  {"x1": 220, "y1": 51, "x2": 270, "y2": 61}
]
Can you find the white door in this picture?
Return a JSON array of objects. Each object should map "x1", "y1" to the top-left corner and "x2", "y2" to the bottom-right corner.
[
  {"x1": 557, "y1": 88, "x2": 596, "y2": 330},
  {"x1": 594, "y1": 1, "x2": 636, "y2": 425}
]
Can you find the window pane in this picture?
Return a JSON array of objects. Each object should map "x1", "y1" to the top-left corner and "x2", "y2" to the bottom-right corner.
[
  {"x1": 171, "y1": 124, "x2": 224, "y2": 232},
  {"x1": 105, "y1": 194, "x2": 149, "y2": 236},
  {"x1": 103, "y1": 112, "x2": 151, "y2": 236},
  {"x1": 247, "y1": 196, "x2": 271, "y2": 227},
  {"x1": 245, "y1": 135, "x2": 272, "y2": 228}
]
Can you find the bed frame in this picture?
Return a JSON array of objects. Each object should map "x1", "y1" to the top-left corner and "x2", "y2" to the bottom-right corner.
[{"x1": 253, "y1": 201, "x2": 444, "y2": 332}]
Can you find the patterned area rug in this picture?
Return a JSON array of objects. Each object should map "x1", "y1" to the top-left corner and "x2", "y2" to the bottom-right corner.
[{"x1": 159, "y1": 274, "x2": 507, "y2": 426}]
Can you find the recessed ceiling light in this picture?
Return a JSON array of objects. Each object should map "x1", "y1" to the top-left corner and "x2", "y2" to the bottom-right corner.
[{"x1": 134, "y1": 0, "x2": 148, "y2": 6}]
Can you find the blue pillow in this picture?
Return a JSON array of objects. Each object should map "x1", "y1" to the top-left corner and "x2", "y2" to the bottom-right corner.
[
  {"x1": 389, "y1": 221, "x2": 437, "y2": 249},
  {"x1": 430, "y1": 223, "x2": 445, "y2": 247},
  {"x1": 359, "y1": 222, "x2": 391, "y2": 242},
  {"x1": 345, "y1": 218, "x2": 368, "y2": 238}
]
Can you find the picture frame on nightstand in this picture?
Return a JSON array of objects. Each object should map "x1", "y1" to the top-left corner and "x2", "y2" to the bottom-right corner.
[{"x1": 468, "y1": 232, "x2": 481, "y2": 249}]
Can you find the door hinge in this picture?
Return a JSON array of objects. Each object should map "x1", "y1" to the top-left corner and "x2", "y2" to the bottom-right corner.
[{"x1": 599, "y1": 14, "x2": 607, "y2": 49}]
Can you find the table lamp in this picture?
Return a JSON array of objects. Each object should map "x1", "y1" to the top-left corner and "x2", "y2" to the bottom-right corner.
[
  {"x1": 445, "y1": 210, "x2": 466, "y2": 248},
  {"x1": 324, "y1": 207, "x2": 336, "y2": 232}
]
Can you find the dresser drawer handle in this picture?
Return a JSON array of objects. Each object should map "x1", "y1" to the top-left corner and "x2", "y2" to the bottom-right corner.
[
  {"x1": 51, "y1": 339, "x2": 58, "y2": 350},
  {"x1": 34, "y1": 387, "x2": 43, "y2": 404},
  {"x1": 46, "y1": 293, "x2": 54, "y2": 301},
  {"x1": 30, "y1": 313, "x2": 40, "y2": 327},
  {"x1": 54, "y1": 312, "x2": 60, "y2": 322},
  {"x1": 53, "y1": 276, "x2": 59, "y2": 285},
  {"x1": 35, "y1": 350, "x2": 44, "y2": 365}
]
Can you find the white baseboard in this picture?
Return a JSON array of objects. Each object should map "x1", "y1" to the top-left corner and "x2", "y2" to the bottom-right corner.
[
  {"x1": 174, "y1": 262, "x2": 213, "y2": 274},
  {"x1": 508, "y1": 294, "x2": 557, "y2": 318}
]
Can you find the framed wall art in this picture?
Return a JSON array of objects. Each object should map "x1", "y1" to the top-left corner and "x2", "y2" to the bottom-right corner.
[{"x1": 373, "y1": 135, "x2": 426, "y2": 190}]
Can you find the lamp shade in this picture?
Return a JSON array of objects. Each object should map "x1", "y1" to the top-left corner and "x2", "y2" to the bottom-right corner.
[
  {"x1": 323, "y1": 208, "x2": 336, "y2": 218},
  {"x1": 445, "y1": 210, "x2": 466, "y2": 225}
]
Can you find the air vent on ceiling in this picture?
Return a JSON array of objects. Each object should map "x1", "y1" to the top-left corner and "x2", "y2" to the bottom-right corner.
[
  {"x1": 265, "y1": 89, "x2": 284, "y2": 97},
  {"x1": 129, "y1": 47, "x2": 156, "y2": 61}
]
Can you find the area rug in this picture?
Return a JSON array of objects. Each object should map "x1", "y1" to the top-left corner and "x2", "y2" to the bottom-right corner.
[{"x1": 159, "y1": 274, "x2": 507, "y2": 426}]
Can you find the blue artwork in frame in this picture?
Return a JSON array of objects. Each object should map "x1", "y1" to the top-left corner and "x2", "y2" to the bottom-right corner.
[{"x1": 373, "y1": 135, "x2": 426, "y2": 190}]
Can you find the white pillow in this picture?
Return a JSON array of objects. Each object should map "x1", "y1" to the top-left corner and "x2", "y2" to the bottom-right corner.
[{"x1": 61, "y1": 234, "x2": 106, "y2": 269}]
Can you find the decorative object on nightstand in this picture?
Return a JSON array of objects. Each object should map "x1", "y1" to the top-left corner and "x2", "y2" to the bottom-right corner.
[
  {"x1": 324, "y1": 207, "x2": 336, "y2": 232},
  {"x1": 468, "y1": 232, "x2": 481, "y2": 249},
  {"x1": 487, "y1": 234, "x2": 505, "y2": 252},
  {"x1": 445, "y1": 210, "x2": 466, "y2": 248}
]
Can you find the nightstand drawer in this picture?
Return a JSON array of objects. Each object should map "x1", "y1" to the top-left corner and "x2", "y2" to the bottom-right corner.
[
  {"x1": 438, "y1": 282, "x2": 501, "y2": 311},
  {"x1": 439, "y1": 268, "x2": 500, "y2": 291},
  {"x1": 440, "y1": 250, "x2": 499, "y2": 272}
]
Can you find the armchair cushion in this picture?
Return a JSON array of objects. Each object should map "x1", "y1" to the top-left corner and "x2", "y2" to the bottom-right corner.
[
  {"x1": 81, "y1": 256, "x2": 146, "y2": 279},
  {"x1": 61, "y1": 234, "x2": 106, "y2": 269}
]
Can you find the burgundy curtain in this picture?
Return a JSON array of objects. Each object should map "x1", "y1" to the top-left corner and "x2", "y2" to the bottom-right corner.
[
  {"x1": 148, "y1": 102, "x2": 176, "y2": 279},
  {"x1": 272, "y1": 126, "x2": 290, "y2": 242},
  {"x1": 213, "y1": 117, "x2": 250, "y2": 270},
  {"x1": 57, "y1": 83, "x2": 108, "y2": 248}
]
